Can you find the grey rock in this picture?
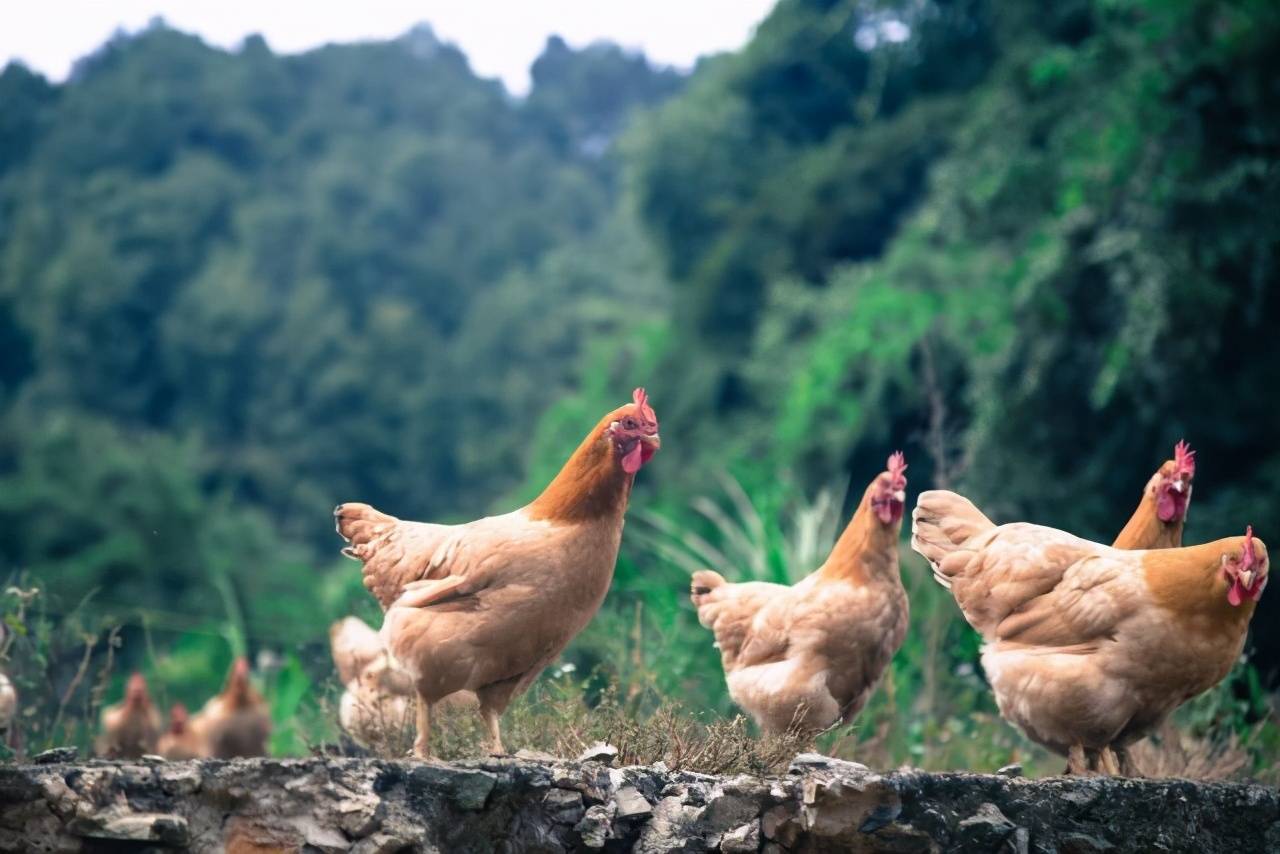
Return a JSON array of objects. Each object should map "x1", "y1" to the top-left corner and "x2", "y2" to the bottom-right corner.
[
  {"x1": 409, "y1": 762, "x2": 496, "y2": 810},
  {"x1": 575, "y1": 803, "x2": 615, "y2": 849},
  {"x1": 577, "y1": 741, "x2": 620, "y2": 765},
  {"x1": 787, "y1": 752, "x2": 872, "y2": 777},
  {"x1": 702, "y1": 786, "x2": 761, "y2": 829},
  {"x1": 543, "y1": 787, "x2": 586, "y2": 824},
  {"x1": 719, "y1": 821, "x2": 761, "y2": 853},
  {"x1": 957, "y1": 802, "x2": 1016, "y2": 849},
  {"x1": 351, "y1": 832, "x2": 417, "y2": 854},
  {"x1": 32, "y1": 747, "x2": 77, "y2": 765},
  {"x1": 1059, "y1": 832, "x2": 1116, "y2": 853},
  {"x1": 0, "y1": 755, "x2": 1273, "y2": 854},
  {"x1": 635, "y1": 795, "x2": 702, "y2": 854},
  {"x1": 615, "y1": 785, "x2": 653, "y2": 820},
  {"x1": 68, "y1": 811, "x2": 189, "y2": 846}
]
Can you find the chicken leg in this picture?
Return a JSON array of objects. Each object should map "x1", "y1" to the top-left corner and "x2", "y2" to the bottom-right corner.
[
  {"x1": 413, "y1": 692, "x2": 432, "y2": 759},
  {"x1": 481, "y1": 706, "x2": 504, "y2": 755}
]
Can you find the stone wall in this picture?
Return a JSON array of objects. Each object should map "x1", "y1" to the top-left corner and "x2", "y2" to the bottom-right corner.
[{"x1": 1, "y1": 750, "x2": 1276, "y2": 852}]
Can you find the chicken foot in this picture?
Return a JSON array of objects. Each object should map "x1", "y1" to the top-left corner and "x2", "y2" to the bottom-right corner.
[
  {"x1": 1066, "y1": 744, "x2": 1126, "y2": 775},
  {"x1": 1113, "y1": 745, "x2": 1141, "y2": 777}
]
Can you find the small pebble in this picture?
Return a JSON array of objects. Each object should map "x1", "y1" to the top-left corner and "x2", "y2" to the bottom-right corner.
[{"x1": 996, "y1": 764, "x2": 1023, "y2": 778}]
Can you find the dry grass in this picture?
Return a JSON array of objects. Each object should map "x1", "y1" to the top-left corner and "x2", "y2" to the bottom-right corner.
[
  {"x1": 1128, "y1": 723, "x2": 1261, "y2": 781},
  {"x1": 325, "y1": 680, "x2": 809, "y2": 775}
]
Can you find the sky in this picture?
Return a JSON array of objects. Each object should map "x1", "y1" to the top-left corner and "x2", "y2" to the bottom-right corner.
[{"x1": 0, "y1": 1, "x2": 777, "y2": 93}]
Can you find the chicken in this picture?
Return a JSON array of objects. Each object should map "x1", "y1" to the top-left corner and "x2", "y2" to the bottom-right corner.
[
  {"x1": 189, "y1": 657, "x2": 272, "y2": 758},
  {"x1": 330, "y1": 616, "x2": 479, "y2": 752},
  {"x1": 911, "y1": 489, "x2": 1268, "y2": 774},
  {"x1": 329, "y1": 615, "x2": 468, "y2": 748},
  {"x1": 339, "y1": 653, "x2": 416, "y2": 752},
  {"x1": 330, "y1": 616, "x2": 394, "y2": 688},
  {"x1": 690, "y1": 453, "x2": 910, "y2": 735},
  {"x1": 156, "y1": 703, "x2": 206, "y2": 760},
  {"x1": 0, "y1": 672, "x2": 16, "y2": 745},
  {"x1": 335, "y1": 387, "x2": 661, "y2": 757},
  {"x1": 96, "y1": 672, "x2": 162, "y2": 759},
  {"x1": 1112, "y1": 440, "x2": 1196, "y2": 550}
]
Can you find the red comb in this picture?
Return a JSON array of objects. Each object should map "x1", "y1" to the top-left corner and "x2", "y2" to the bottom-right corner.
[
  {"x1": 887, "y1": 451, "x2": 907, "y2": 478},
  {"x1": 632, "y1": 387, "x2": 657, "y2": 424},
  {"x1": 1244, "y1": 525, "x2": 1256, "y2": 565},
  {"x1": 1174, "y1": 440, "x2": 1196, "y2": 477}
]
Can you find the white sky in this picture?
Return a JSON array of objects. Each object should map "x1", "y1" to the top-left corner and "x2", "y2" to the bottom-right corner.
[{"x1": 0, "y1": 1, "x2": 777, "y2": 93}]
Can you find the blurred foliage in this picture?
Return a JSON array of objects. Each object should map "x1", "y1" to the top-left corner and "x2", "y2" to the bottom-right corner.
[{"x1": 1, "y1": 0, "x2": 1278, "y2": 774}]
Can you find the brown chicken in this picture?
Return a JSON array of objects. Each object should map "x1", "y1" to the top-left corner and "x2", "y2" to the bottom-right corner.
[
  {"x1": 690, "y1": 453, "x2": 910, "y2": 735},
  {"x1": 330, "y1": 616, "x2": 394, "y2": 688},
  {"x1": 1113, "y1": 440, "x2": 1196, "y2": 550},
  {"x1": 329, "y1": 616, "x2": 478, "y2": 750},
  {"x1": 339, "y1": 652, "x2": 416, "y2": 752},
  {"x1": 912, "y1": 489, "x2": 1268, "y2": 775},
  {"x1": 335, "y1": 387, "x2": 660, "y2": 756},
  {"x1": 189, "y1": 657, "x2": 272, "y2": 758},
  {"x1": 97, "y1": 672, "x2": 162, "y2": 758},
  {"x1": 156, "y1": 703, "x2": 206, "y2": 760}
]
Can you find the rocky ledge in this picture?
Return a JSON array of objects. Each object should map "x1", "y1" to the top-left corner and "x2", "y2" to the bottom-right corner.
[{"x1": 0, "y1": 751, "x2": 1276, "y2": 853}]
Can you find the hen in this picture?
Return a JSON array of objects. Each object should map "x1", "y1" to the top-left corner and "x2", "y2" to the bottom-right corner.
[
  {"x1": 329, "y1": 616, "x2": 478, "y2": 751},
  {"x1": 911, "y1": 489, "x2": 1267, "y2": 774},
  {"x1": 156, "y1": 703, "x2": 206, "y2": 760},
  {"x1": 97, "y1": 672, "x2": 162, "y2": 758},
  {"x1": 690, "y1": 453, "x2": 910, "y2": 735},
  {"x1": 335, "y1": 387, "x2": 660, "y2": 756},
  {"x1": 189, "y1": 657, "x2": 272, "y2": 758},
  {"x1": 1113, "y1": 440, "x2": 1196, "y2": 550},
  {"x1": 330, "y1": 616, "x2": 395, "y2": 688}
]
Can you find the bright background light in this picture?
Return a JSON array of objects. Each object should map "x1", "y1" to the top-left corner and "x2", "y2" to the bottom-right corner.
[{"x1": 0, "y1": 0, "x2": 777, "y2": 93}]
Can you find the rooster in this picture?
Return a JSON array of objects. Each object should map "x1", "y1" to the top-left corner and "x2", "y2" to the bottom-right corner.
[
  {"x1": 912, "y1": 489, "x2": 1267, "y2": 775},
  {"x1": 189, "y1": 657, "x2": 272, "y2": 758},
  {"x1": 156, "y1": 703, "x2": 206, "y2": 760},
  {"x1": 97, "y1": 672, "x2": 162, "y2": 759},
  {"x1": 335, "y1": 387, "x2": 660, "y2": 756},
  {"x1": 690, "y1": 453, "x2": 910, "y2": 735},
  {"x1": 1113, "y1": 440, "x2": 1196, "y2": 550}
]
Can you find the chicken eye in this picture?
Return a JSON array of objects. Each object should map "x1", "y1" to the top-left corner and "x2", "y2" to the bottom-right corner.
[{"x1": 623, "y1": 417, "x2": 637, "y2": 429}]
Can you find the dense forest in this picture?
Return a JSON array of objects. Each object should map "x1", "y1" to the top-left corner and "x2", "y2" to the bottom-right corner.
[{"x1": 2, "y1": 0, "x2": 1278, "y2": 770}]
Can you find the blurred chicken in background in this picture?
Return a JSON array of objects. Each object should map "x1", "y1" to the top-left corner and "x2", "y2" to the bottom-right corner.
[
  {"x1": 96, "y1": 672, "x2": 162, "y2": 759},
  {"x1": 156, "y1": 703, "x2": 206, "y2": 760},
  {"x1": 189, "y1": 657, "x2": 272, "y2": 759}
]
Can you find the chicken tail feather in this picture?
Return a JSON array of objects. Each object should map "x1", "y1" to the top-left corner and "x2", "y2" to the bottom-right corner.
[
  {"x1": 910, "y1": 490, "x2": 995, "y2": 586},
  {"x1": 690, "y1": 569, "x2": 726, "y2": 604},
  {"x1": 335, "y1": 503, "x2": 398, "y2": 561}
]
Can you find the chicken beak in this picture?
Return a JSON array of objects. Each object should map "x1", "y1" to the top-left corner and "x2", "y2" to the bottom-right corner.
[
  {"x1": 1171, "y1": 480, "x2": 1185, "y2": 493},
  {"x1": 643, "y1": 433, "x2": 661, "y2": 450},
  {"x1": 1240, "y1": 569, "x2": 1255, "y2": 590},
  {"x1": 893, "y1": 490, "x2": 906, "y2": 503}
]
